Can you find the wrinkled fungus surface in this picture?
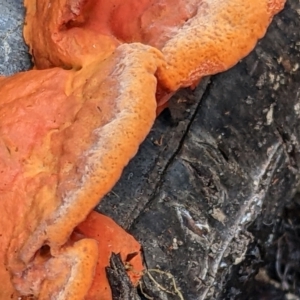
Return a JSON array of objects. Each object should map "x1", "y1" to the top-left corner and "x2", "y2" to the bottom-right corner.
[
  {"x1": 24, "y1": 0, "x2": 285, "y2": 106},
  {"x1": 0, "y1": 44, "x2": 162, "y2": 299},
  {"x1": 0, "y1": 0, "x2": 285, "y2": 299}
]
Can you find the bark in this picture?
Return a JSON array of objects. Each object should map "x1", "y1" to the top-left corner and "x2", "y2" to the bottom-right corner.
[{"x1": 106, "y1": 253, "x2": 141, "y2": 300}]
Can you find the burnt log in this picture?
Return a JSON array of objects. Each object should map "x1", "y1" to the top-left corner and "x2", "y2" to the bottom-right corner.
[{"x1": 106, "y1": 253, "x2": 141, "y2": 300}]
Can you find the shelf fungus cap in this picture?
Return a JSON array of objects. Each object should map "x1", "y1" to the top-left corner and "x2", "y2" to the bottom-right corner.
[
  {"x1": 24, "y1": 0, "x2": 286, "y2": 95},
  {"x1": 0, "y1": 43, "x2": 163, "y2": 299}
]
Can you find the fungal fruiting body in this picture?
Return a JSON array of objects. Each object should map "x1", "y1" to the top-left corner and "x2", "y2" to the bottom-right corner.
[
  {"x1": 24, "y1": 0, "x2": 285, "y2": 107},
  {"x1": 0, "y1": 0, "x2": 285, "y2": 298},
  {"x1": 0, "y1": 44, "x2": 162, "y2": 299}
]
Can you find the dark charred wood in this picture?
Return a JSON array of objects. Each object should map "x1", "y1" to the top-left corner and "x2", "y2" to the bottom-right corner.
[{"x1": 106, "y1": 253, "x2": 141, "y2": 300}]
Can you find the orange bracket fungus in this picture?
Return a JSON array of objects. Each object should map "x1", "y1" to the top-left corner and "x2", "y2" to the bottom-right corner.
[
  {"x1": 0, "y1": 0, "x2": 285, "y2": 299},
  {"x1": 0, "y1": 45, "x2": 162, "y2": 299},
  {"x1": 24, "y1": 0, "x2": 286, "y2": 108}
]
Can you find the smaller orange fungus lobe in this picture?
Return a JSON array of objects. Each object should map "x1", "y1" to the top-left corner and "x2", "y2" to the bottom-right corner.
[
  {"x1": 24, "y1": 0, "x2": 285, "y2": 94},
  {"x1": 77, "y1": 212, "x2": 143, "y2": 299}
]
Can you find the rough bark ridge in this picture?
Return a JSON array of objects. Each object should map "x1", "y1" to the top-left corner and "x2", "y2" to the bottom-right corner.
[{"x1": 106, "y1": 253, "x2": 141, "y2": 300}]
